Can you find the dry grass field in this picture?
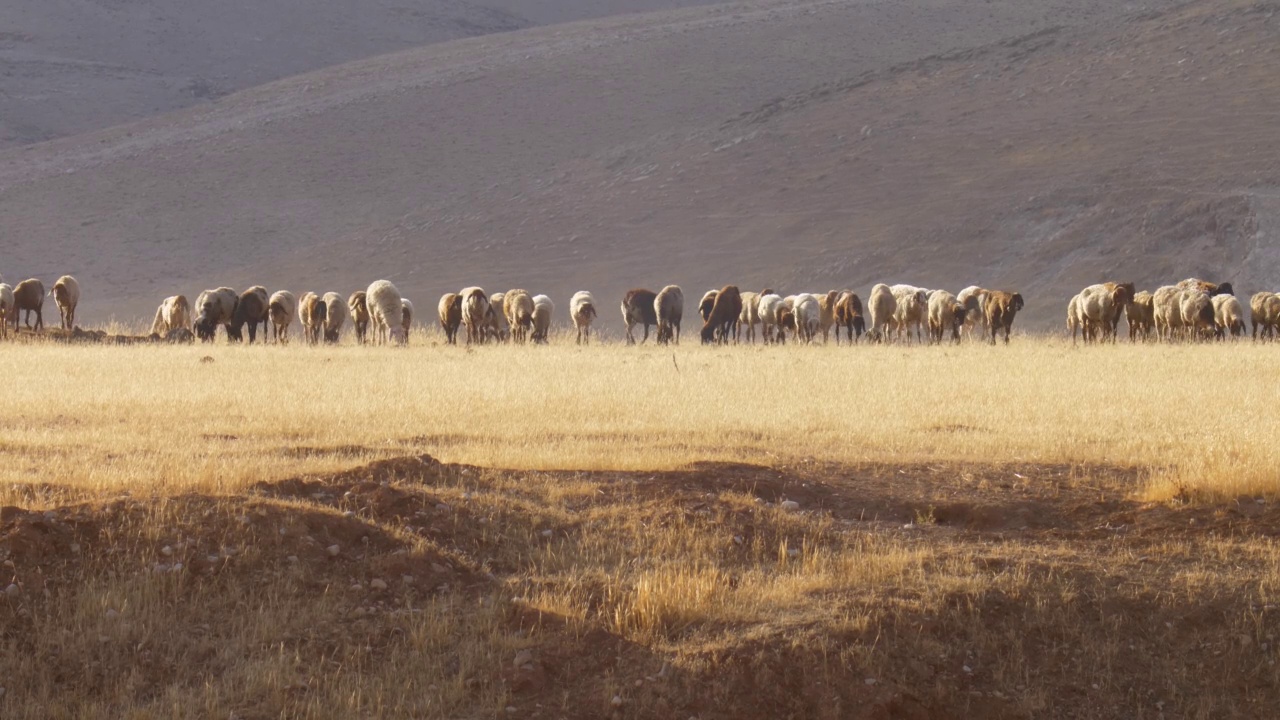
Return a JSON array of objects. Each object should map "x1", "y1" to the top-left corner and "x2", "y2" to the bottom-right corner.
[{"x1": 1, "y1": 336, "x2": 1279, "y2": 718}]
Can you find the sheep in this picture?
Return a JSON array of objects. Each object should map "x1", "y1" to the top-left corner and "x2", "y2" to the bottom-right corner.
[
  {"x1": 504, "y1": 289, "x2": 535, "y2": 344},
  {"x1": 927, "y1": 290, "x2": 966, "y2": 344},
  {"x1": 792, "y1": 293, "x2": 821, "y2": 343},
  {"x1": 298, "y1": 292, "x2": 328, "y2": 345},
  {"x1": 832, "y1": 291, "x2": 865, "y2": 344},
  {"x1": 1180, "y1": 289, "x2": 1216, "y2": 340},
  {"x1": 758, "y1": 293, "x2": 785, "y2": 344},
  {"x1": 193, "y1": 287, "x2": 238, "y2": 342},
  {"x1": 889, "y1": 284, "x2": 929, "y2": 344},
  {"x1": 51, "y1": 275, "x2": 80, "y2": 330},
  {"x1": 956, "y1": 286, "x2": 989, "y2": 341},
  {"x1": 700, "y1": 285, "x2": 743, "y2": 344},
  {"x1": 366, "y1": 280, "x2": 406, "y2": 345},
  {"x1": 1126, "y1": 291, "x2": 1155, "y2": 342},
  {"x1": 866, "y1": 284, "x2": 897, "y2": 343},
  {"x1": 12, "y1": 279, "x2": 46, "y2": 332},
  {"x1": 1067, "y1": 293, "x2": 1085, "y2": 345},
  {"x1": 1212, "y1": 294, "x2": 1246, "y2": 339},
  {"x1": 816, "y1": 291, "x2": 840, "y2": 342},
  {"x1": 984, "y1": 291, "x2": 1024, "y2": 344},
  {"x1": 460, "y1": 286, "x2": 490, "y2": 345},
  {"x1": 737, "y1": 291, "x2": 760, "y2": 343},
  {"x1": 1079, "y1": 283, "x2": 1134, "y2": 343},
  {"x1": 269, "y1": 291, "x2": 297, "y2": 343},
  {"x1": 698, "y1": 290, "x2": 719, "y2": 324},
  {"x1": 621, "y1": 289, "x2": 659, "y2": 345},
  {"x1": 1250, "y1": 291, "x2": 1280, "y2": 340},
  {"x1": 531, "y1": 294, "x2": 554, "y2": 343},
  {"x1": 1176, "y1": 278, "x2": 1234, "y2": 297},
  {"x1": 438, "y1": 293, "x2": 463, "y2": 344},
  {"x1": 0, "y1": 283, "x2": 12, "y2": 339},
  {"x1": 486, "y1": 291, "x2": 509, "y2": 343},
  {"x1": 150, "y1": 295, "x2": 191, "y2": 337},
  {"x1": 348, "y1": 291, "x2": 370, "y2": 344},
  {"x1": 322, "y1": 292, "x2": 350, "y2": 344},
  {"x1": 569, "y1": 291, "x2": 598, "y2": 345},
  {"x1": 401, "y1": 299, "x2": 414, "y2": 343},
  {"x1": 228, "y1": 286, "x2": 270, "y2": 343}
]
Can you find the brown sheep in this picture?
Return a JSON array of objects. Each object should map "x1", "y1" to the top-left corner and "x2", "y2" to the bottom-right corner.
[
  {"x1": 228, "y1": 286, "x2": 270, "y2": 343},
  {"x1": 1176, "y1": 278, "x2": 1234, "y2": 297},
  {"x1": 984, "y1": 291, "x2": 1024, "y2": 344},
  {"x1": 700, "y1": 285, "x2": 743, "y2": 344},
  {"x1": 698, "y1": 290, "x2": 719, "y2": 324},
  {"x1": 621, "y1": 289, "x2": 658, "y2": 345},
  {"x1": 438, "y1": 293, "x2": 463, "y2": 344},
  {"x1": 51, "y1": 275, "x2": 80, "y2": 330},
  {"x1": 833, "y1": 291, "x2": 865, "y2": 344},
  {"x1": 504, "y1": 289, "x2": 535, "y2": 344},
  {"x1": 298, "y1": 292, "x2": 328, "y2": 345},
  {"x1": 348, "y1": 291, "x2": 370, "y2": 344},
  {"x1": 0, "y1": 283, "x2": 12, "y2": 339},
  {"x1": 12, "y1": 279, "x2": 46, "y2": 332},
  {"x1": 1250, "y1": 292, "x2": 1280, "y2": 340},
  {"x1": 1126, "y1": 291, "x2": 1154, "y2": 342}
]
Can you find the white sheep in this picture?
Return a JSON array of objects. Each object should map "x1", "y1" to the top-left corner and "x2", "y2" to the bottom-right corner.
[
  {"x1": 531, "y1": 294, "x2": 554, "y2": 343},
  {"x1": 151, "y1": 295, "x2": 192, "y2": 336},
  {"x1": 367, "y1": 280, "x2": 406, "y2": 345},
  {"x1": 737, "y1": 291, "x2": 760, "y2": 343},
  {"x1": 889, "y1": 284, "x2": 929, "y2": 343},
  {"x1": 926, "y1": 290, "x2": 965, "y2": 343},
  {"x1": 268, "y1": 290, "x2": 297, "y2": 344},
  {"x1": 1066, "y1": 293, "x2": 1085, "y2": 345},
  {"x1": 460, "y1": 286, "x2": 490, "y2": 345},
  {"x1": 486, "y1": 291, "x2": 509, "y2": 343},
  {"x1": 571, "y1": 291, "x2": 598, "y2": 344},
  {"x1": 0, "y1": 283, "x2": 13, "y2": 339},
  {"x1": 792, "y1": 293, "x2": 821, "y2": 343},
  {"x1": 867, "y1": 284, "x2": 897, "y2": 342},
  {"x1": 401, "y1": 299, "x2": 414, "y2": 342},
  {"x1": 956, "y1": 286, "x2": 989, "y2": 341},
  {"x1": 51, "y1": 275, "x2": 80, "y2": 330},
  {"x1": 758, "y1": 293, "x2": 784, "y2": 344},
  {"x1": 193, "y1": 287, "x2": 239, "y2": 342},
  {"x1": 1211, "y1": 294, "x2": 1245, "y2": 339},
  {"x1": 1152, "y1": 285, "x2": 1183, "y2": 341},
  {"x1": 322, "y1": 292, "x2": 350, "y2": 343}
]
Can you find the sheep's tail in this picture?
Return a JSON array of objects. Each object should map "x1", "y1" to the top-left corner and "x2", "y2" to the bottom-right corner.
[{"x1": 150, "y1": 305, "x2": 166, "y2": 335}]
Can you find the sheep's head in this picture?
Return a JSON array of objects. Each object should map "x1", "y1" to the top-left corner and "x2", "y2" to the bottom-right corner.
[
  {"x1": 1215, "y1": 281, "x2": 1235, "y2": 297},
  {"x1": 225, "y1": 323, "x2": 244, "y2": 342},
  {"x1": 1010, "y1": 293, "x2": 1025, "y2": 312}
]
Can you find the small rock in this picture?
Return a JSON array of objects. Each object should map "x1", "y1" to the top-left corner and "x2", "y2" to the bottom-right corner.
[
  {"x1": 342, "y1": 511, "x2": 356, "y2": 518},
  {"x1": 350, "y1": 584, "x2": 363, "y2": 592},
  {"x1": 352, "y1": 607, "x2": 366, "y2": 618},
  {"x1": 161, "y1": 546, "x2": 173, "y2": 556},
  {"x1": 370, "y1": 578, "x2": 388, "y2": 590},
  {"x1": 513, "y1": 650, "x2": 534, "y2": 668},
  {"x1": 780, "y1": 500, "x2": 800, "y2": 511},
  {"x1": 4, "y1": 583, "x2": 19, "y2": 597},
  {"x1": 435, "y1": 503, "x2": 451, "y2": 512},
  {"x1": 962, "y1": 665, "x2": 973, "y2": 674},
  {"x1": 70, "y1": 543, "x2": 81, "y2": 554},
  {"x1": 611, "y1": 695, "x2": 624, "y2": 707},
  {"x1": 172, "y1": 562, "x2": 184, "y2": 572},
  {"x1": 540, "y1": 529, "x2": 554, "y2": 538},
  {"x1": 207, "y1": 555, "x2": 219, "y2": 563},
  {"x1": 402, "y1": 574, "x2": 415, "y2": 583},
  {"x1": 864, "y1": 677, "x2": 876, "y2": 685},
  {"x1": 0, "y1": 686, "x2": 5, "y2": 698},
  {"x1": 287, "y1": 555, "x2": 299, "y2": 563},
  {"x1": 327, "y1": 544, "x2": 341, "y2": 557},
  {"x1": 430, "y1": 563, "x2": 449, "y2": 574},
  {"x1": 505, "y1": 707, "x2": 517, "y2": 714},
  {"x1": 105, "y1": 608, "x2": 120, "y2": 619},
  {"x1": 634, "y1": 679, "x2": 643, "y2": 688},
  {"x1": 732, "y1": 535, "x2": 744, "y2": 545}
]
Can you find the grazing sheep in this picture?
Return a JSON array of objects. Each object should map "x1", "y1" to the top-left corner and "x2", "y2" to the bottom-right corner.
[
  {"x1": 298, "y1": 292, "x2": 328, "y2": 345},
  {"x1": 866, "y1": 284, "x2": 897, "y2": 343},
  {"x1": 504, "y1": 289, "x2": 535, "y2": 344},
  {"x1": 460, "y1": 287, "x2": 490, "y2": 345},
  {"x1": 758, "y1": 293, "x2": 785, "y2": 344},
  {"x1": 348, "y1": 291, "x2": 370, "y2": 344},
  {"x1": 0, "y1": 283, "x2": 13, "y2": 339},
  {"x1": 1250, "y1": 292, "x2": 1280, "y2": 340},
  {"x1": 984, "y1": 291, "x2": 1024, "y2": 344},
  {"x1": 531, "y1": 294, "x2": 554, "y2": 343},
  {"x1": 621, "y1": 289, "x2": 659, "y2": 345},
  {"x1": 889, "y1": 285, "x2": 930, "y2": 344},
  {"x1": 1212, "y1": 294, "x2": 1246, "y2": 339},
  {"x1": 568, "y1": 291, "x2": 598, "y2": 345},
  {"x1": 438, "y1": 293, "x2": 463, "y2": 344},
  {"x1": 12, "y1": 279, "x2": 46, "y2": 332},
  {"x1": 1079, "y1": 283, "x2": 1134, "y2": 343},
  {"x1": 400, "y1": 299, "x2": 414, "y2": 342},
  {"x1": 269, "y1": 291, "x2": 297, "y2": 343},
  {"x1": 1176, "y1": 278, "x2": 1234, "y2": 297},
  {"x1": 1152, "y1": 286, "x2": 1183, "y2": 341},
  {"x1": 1067, "y1": 293, "x2": 1085, "y2": 345},
  {"x1": 366, "y1": 280, "x2": 406, "y2": 345},
  {"x1": 1180, "y1": 289, "x2": 1216, "y2": 340},
  {"x1": 1126, "y1": 291, "x2": 1155, "y2": 342},
  {"x1": 957, "y1": 286, "x2": 990, "y2": 341},
  {"x1": 737, "y1": 291, "x2": 760, "y2": 343},
  {"x1": 700, "y1": 285, "x2": 743, "y2": 344},
  {"x1": 228, "y1": 286, "x2": 270, "y2": 343},
  {"x1": 485, "y1": 291, "x2": 509, "y2": 343},
  {"x1": 193, "y1": 287, "x2": 238, "y2": 342},
  {"x1": 833, "y1": 291, "x2": 866, "y2": 344},
  {"x1": 51, "y1": 275, "x2": 80, "y2": 330},
  {"x1": 792, "y1": 293, "x2": 821, "y2": 343},
  {"x1": 321, "y1": 292, "x2": 350, "y2": 344},
  {"x1": 150, "y1": 295, "x2": 191, "y2": 337},
  {"x1": 927, "y1": 290, "x2": 966, "y2": 344},
  {"x1": 698, "y1": 290, "x2": 719, "y2": 324},
  {"x1": 816, "y1": 291, "x2": 840, "y2": 342}
]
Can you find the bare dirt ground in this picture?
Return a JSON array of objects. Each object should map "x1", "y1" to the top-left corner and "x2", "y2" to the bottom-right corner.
[
  {"x1": 4, "y1": 454, "x2": 1277, "y2": 718},
  {"x1": 3, "y1": 0, "x2": 1246, "y2": 329}
]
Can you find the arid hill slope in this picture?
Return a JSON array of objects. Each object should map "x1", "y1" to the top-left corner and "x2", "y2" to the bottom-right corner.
[{"x1": 6, "y1": 0, "x2": 1269, "y2": 329}]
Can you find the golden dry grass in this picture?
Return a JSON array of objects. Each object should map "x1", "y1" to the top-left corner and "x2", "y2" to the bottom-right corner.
[{"x1": 0, "y1": 337, "x2": 1276, "y2": 503}]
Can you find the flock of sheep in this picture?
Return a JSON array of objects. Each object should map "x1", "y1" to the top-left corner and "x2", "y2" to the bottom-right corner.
[{"x1": 0, "y1": 273, "x2": 1270, "y2": 346}]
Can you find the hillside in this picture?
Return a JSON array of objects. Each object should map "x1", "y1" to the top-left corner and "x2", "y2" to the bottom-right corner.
[
  {"x1": 3, "y1": 0, "x2": 1270, "y2": 329},
  {"x1": 0, "y1": 0, "x2": 733, "y2": 147}
]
